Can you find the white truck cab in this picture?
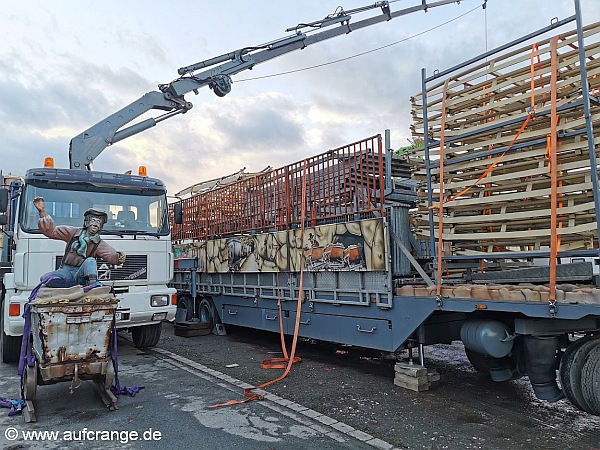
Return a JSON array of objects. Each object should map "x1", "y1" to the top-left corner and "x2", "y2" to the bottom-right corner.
[{"x1": 0, "y1": 167, "x2": 176, "y2": 362}]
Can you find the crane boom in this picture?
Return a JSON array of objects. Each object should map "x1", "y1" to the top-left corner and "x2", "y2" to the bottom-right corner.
[{"x1": 69, "y1": 0, "x2": 462, "y2": 170}]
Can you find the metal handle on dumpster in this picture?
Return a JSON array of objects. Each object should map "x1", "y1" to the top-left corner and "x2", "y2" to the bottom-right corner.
[
  {"x1": 227, "y1": 309, "x2": 238, "y2": 315},
  {"x1": 265, "y1": 314, "x2": 278, "y2": 321},
  {"x1": 299, "y1": 318, "x2": 311, "y2": 325},
  {"x1": 356, "y1": 325, "x2": 377, "y2": 333}
]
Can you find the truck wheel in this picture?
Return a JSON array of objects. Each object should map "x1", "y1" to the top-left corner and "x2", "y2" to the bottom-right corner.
[
  {"x1": 559, "y1": 337, "x2": 598, "y2": 414},
  {"x1": 580, "y1": 343, "x2": 600, "y2": 415},
  {"x1": 131, "y1": 323, "x2": 162, "y2": 348},
  {"x1": 0, "y1": 310, "x2": 21, "y2": 363},
  {"x1": 198, "y1": 298, "x2": 219, "y2": 329}
]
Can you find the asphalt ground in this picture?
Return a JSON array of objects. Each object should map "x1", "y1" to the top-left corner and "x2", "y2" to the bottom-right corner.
[
  {"x1": 157, "y1": 321, "x2": 600, "y2": 450},
  {"x1": 0, "y1": 333, "x2": 384, "y2": 450},
  {"x1": 1, "y1": 322, "x2": 598, "y2": 450}
]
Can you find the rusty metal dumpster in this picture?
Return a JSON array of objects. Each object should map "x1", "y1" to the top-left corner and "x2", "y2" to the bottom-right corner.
[{"x1": 20, "y1": 285, "x2": 118, "y2": 422}]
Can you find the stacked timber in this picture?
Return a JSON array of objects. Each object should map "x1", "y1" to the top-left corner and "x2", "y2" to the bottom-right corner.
[{"x1": 409, "y1": 22, "x2": 600, "y2": 256}]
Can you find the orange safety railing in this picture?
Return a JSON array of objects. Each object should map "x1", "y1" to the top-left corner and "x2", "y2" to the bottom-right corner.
[{"x1": 170, "y1": 135, "x2": 385, "y2": 242}]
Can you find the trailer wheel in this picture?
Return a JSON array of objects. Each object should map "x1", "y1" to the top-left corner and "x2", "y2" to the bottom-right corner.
[
  {"x1": 131, "y1": 323, "x2": 162, "y2": 348},
  {"x1": 580, "y1": 343, "x2": 600, "y2": 415},
  {"x1": 0, "y1": 309, "x2": 21, "y2": 363},
  {"x1": 198, "y1": 298, "x2": 219, "y2": 330},
  {"x1": 559, "y1": 337, "x2": 598, "y2": 414}
]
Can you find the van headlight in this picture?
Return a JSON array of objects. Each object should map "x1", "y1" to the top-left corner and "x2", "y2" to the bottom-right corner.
[{"x1": 151, "y1": 295, "x2": 169, "y2": 307}]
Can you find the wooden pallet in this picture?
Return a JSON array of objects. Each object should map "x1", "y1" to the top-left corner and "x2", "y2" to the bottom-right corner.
[{"x1": 407, "y1": 20, "x2": 600, "y2": 256}]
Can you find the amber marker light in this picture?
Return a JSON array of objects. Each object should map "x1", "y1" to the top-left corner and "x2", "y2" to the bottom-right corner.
[
  {"x1": 8, "y1": 303, "x2": 20, "y2": 317},
  {"x1": 44, "y1": 157, "x2": 54, "y2": 168},
  {"x1": 475, "y1": 304, "x2": 488, "y2": 310},
  {"x1": 138, "y1": 166, "x2": 147, "y2": 176}
]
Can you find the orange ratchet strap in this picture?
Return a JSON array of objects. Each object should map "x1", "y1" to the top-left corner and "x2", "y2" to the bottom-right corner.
[{"x1": 210, "y1": 161, "x2": 308, "y2": 408}]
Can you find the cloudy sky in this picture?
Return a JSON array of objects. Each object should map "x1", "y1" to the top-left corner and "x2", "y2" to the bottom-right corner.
[{"x1": 1, "y1": 0, "x2": 598, "y2": 195}]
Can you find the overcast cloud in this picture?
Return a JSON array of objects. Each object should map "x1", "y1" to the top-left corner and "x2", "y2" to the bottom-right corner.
[{"x1": 1, "y1": 0, "x2": 598, "y2": 194}]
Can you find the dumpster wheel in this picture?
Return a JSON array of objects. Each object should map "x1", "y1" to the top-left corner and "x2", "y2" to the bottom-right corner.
[
  {"x1": 22, "y1": 363, "x2": 37, "y2": 401},
  {"x1": 104, "y1": 358, "x2": 115, "y2": 391},
  {"x1": 92, "y1": 362, "x2": 119, "y2": 412},
  {"x1": 21, "y1": 362, "x2": 38, "y2": 423}
]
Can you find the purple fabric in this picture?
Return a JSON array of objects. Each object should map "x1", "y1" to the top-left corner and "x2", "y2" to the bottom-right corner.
[
  {"x1": 112, "y1": 385, "x2": 145, "y2": 397},
  {"x1": 108, "y1": 314, "x2": 145, "y2": 397},
  {"x1": 83, "y1": 281, "x2": 102, "y2": 292},
  {"x1": 0, "y1": 397, "x2": 25, "y2": 416},
  {"x1": 18, "y1": 274, "x2": 61, "y2": 377}
]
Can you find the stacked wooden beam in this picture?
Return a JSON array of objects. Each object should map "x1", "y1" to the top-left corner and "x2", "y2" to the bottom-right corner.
[{"x1": 409, "y1": 22, "x2": 600, "y2": 255}]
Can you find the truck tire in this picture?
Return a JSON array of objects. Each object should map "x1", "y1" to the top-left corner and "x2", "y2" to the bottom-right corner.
[
  {"x1": 559, "y1": 337, "x2": 598, "y2": 414},
  {"x1": 131, "y1": 323, "x2": 162, "y2": 348},
  {"x1": 1, "y1": 309, "x2": 21, "y2": 363},
  {"x1": 580, "y1": 343, "x2": 600, "y2": 415},
  {"x1": 198, "y1": 298, "x2": 219, "y2": 330}
]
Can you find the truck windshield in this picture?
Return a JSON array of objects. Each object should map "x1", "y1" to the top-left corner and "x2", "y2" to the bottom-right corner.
[{"x1": 20, "y1": 184, "x2": 170, "y2": 236}]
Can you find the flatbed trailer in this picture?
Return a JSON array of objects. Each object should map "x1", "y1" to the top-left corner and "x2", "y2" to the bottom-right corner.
[{"x1": 169, "y1": 2, "x2": 600, "y2": 415}]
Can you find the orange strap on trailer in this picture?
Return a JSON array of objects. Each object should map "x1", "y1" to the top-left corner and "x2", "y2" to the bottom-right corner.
[
  {"x1": 434, "y1": 112, "x2": 534, "y2": 208},
  {"x1": 435, "y1": 79, "x2": 450, "y2": 296},
  {"x1": 209, "y1": 160, "x2": 309, "y2": 409},
  {"x1": 259, "y1": 285, "x2": 302, "y2": 370},
  {"x1": 548, "y1": 36, "x2": 560, "y2": 303},
  {"x1": 530, "y1": 43, "x2": 548, "y2": 110}
]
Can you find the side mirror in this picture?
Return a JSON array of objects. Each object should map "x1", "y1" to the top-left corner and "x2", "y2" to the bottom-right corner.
[
  {"x1": 0, "y1": 189, "x2": 8, "y2": 213},
  {"x1": 173, "y1": 203, "x2": 183, "y2": 225},
  {"x1": 0, "y1": 214, "x2": 7, "y2": 226}
]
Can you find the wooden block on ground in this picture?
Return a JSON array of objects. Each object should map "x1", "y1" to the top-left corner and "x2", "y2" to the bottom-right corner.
[
  {"x1": 427, "y1": 369, "x2": 441, "y2": 383},
  {"x1": 394, "y1": 372, "x2": 430, "y2": 385},
  {"x1": 394, "y1": 374, "x2": 430, "y2": 392},
  {"x1": 174, "y1": 321, "x2": 212, "y2": 337},
  {"x1": 394, "y1": 362, "x2": 427, "y2": 377}
]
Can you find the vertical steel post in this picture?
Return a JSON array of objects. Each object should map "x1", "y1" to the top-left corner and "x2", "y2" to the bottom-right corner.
[
  {"x1": 377, "y1": 134, "x2": 385, "y2": 216},
  {"x1": 421, "y1": 68, "x2": 436, "y2": 260},
  {"x1": 574, "y1": 0, "x2": 600, "y2": 254},
  {"x1": 385, "y1": 129, "x2": 393, "y2": 193}
]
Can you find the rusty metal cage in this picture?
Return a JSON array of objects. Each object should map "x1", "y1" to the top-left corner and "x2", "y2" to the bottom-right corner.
[{"x1": 170, "y1": 135, "x2": 386, "y2": 242}]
